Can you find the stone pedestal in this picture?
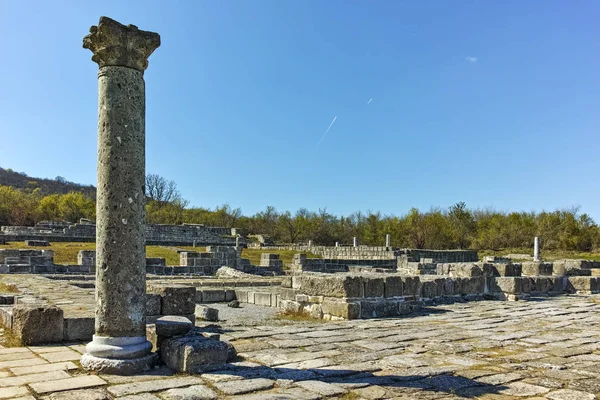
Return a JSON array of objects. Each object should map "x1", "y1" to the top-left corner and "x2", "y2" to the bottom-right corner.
[{"x1": 81, "y1": 16, "x2": 160, "y2": 375}]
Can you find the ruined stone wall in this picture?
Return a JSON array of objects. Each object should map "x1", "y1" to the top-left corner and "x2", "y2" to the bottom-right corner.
[
  {"x1": 1, "y1": 222, "x2": 240, "y2": 246},
  {"x1": 288, "y1": 253, "x2": 396, "y2": 273}
]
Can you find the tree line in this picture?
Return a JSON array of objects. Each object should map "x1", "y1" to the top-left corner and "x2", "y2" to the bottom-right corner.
[{"x1": 1, "y1": 177, "x2": 598, "y2": 251}]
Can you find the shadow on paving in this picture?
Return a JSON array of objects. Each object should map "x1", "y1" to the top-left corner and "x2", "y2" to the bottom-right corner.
[{"x1": 200, "y1": 362, "x2": 509, "y2": 398}]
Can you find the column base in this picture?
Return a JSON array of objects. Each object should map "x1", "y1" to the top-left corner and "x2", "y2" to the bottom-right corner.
[
  {"x1": 81, "y1": 335, "x2": 156, "y2": 375},
  {"x1": 81, "y1": 352, "x2": 157, "y2": 375}
]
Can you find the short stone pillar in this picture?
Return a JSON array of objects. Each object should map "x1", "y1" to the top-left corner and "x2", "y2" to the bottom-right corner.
[
  {"x1": 80, "y1": 16, "x2": 160, "y2": 375},
  {"x1": 335, "y1": 242, "x2": 339, "y2": 247},
  {"x1": 353, "y1": 237, "x2": 358, "y2": 247},
  {"x1": 533, "y1": 236, "x2": 541, "y2": 261},
  {"x1": 308, "y1": 240, "x2": 312, "y2": 247},
  {"x1": 235, "y1": 235, "x2": 240, "y2": 250},
  {"x1": 385, "y1": 234, "x2": 391, "y2": 249}
]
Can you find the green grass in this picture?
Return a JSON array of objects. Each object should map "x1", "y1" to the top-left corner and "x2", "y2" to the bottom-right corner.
[
  {"x1": 478, "y1": 248, "x2": 600, "y2": 261},
  {"x1": 241, "y1": 248, "x2": 322, "y2": 266}
]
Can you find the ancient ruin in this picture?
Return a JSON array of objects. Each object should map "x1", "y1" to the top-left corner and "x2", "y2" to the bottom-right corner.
[{"x1": 0, "y1": 13, "x2": 599, "y2": 400}]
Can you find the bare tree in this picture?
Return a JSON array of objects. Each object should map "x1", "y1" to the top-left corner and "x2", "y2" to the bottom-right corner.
[{"x1": 145, "y1": 174, "x2": 182, "y2": 205}]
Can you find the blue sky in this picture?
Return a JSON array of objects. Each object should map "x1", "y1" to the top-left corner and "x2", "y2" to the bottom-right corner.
[{"x1": 1, "y1": 1, "x2": 599, "y2": 220}]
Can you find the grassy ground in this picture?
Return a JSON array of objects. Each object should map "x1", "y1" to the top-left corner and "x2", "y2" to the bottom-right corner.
[
  {"x1": 241, "y1": 248, "x2": 322, "y2": 266},
  {"x1": 478, "y1": 248, "x2": 600, "y2": 261}
]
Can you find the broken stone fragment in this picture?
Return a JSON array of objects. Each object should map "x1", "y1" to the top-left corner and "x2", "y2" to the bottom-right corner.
[
  {"x1": 196, "y1": 305, "x2": 219, "y2": 322},
  {"x1": 161, "y1": 333, "x2": 236, "y2": 373}
]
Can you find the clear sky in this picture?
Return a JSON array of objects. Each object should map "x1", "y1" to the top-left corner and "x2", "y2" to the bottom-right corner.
[{"x1": 1, "y1": 1, "x2": 598, "y2": 220}]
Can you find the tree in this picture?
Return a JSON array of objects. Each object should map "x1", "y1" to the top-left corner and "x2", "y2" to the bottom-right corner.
[{"x1": 145, "y1": 174, "x2": 183, "y2": 206}]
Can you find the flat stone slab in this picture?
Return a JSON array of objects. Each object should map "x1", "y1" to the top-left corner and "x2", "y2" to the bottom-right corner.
[
  {"x1": 294, "y1": 380, "x2": 347, "y2": 397},
  {"x1": 39, "y1": 350, "x2": 81, "y2": 363},
  {"x1": 160, "y1": 384, "x2": 218, "y2": 399},
  {"x1": 0, "y1": 370, "x2": 70, "y2": 387},
  {"x1": 42, "y1": 388, "x2": 111, "y2": 400},
  {"x1": 213, "y1": 378, "x2": 275, "y2": 395},
  {"x1": 107, "y1": 376, "x2": 204, "y2": 397},
  {"x1": 0, "y1": 386, "x2": 30, "y2": 399},
  {"x1": 29, "y1": 375, "x2": 107, "y2": 395},
  {"x1": 10, "y1": 362, "x2": 78, "y2": 375}
]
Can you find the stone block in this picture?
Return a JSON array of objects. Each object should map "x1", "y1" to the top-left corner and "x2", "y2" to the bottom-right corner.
[
  {"x1": 482, "y1": 263, "x2": 522, "y2": 277},
  {"x1": 361, "y1": 300, "x2": 400, "y2": 318},
  {"x1": 63, "y1": 317, "x2": 94, "y2": 341},
  {"x1": 320, "y1": 299, "x2": 360, "y2": 320},
  {"x1": 12, "y1": 305, "x2": 64, "y2": 345},
  {"x1": 401, "y1": 276, "x2": 422, "y2": 297},
  {"x1": 234, "y1": 289, "x2": 248, "y2": 303},
  {"x1": 196, "y1": 305, "x2": 219, "y2": 322},
  {"x1": 553, "y1": 260, "x2": 593, "y2": 276},
  {"x1": 161, "y1": 333, "x2": 236, "y2": 373},
  {"x1": 531, "y1": 277, "x2": 553, "y2": 294},
  {"x1": 25, "y1": 240, "x2": 50, "y2": 246},
  {"x1": 146, "y1": 294, "x2": 161, "y2": 315},
  {"x1": 363, "y1": 276, "x2": 384, "y2": 297},
  {"x1": 384, "y1": 275, "x2": 403, "y2": 297},
  {"x1": 201, "y1": 290, "x2": 226, "y2": 303},
  {"x1": 566, "y1": 277, "x2": 600, "y2": 294},
  {"x1": 490, "y1": 277, "x2": 533, "y2": 294},
  {"x1": 281, "y1": 276, "x2": 292, "y2": 288},
  {"x1": 421, "y1": 280, "x2": 438, "y2": 299},
  {"x1": 148, "y1": 286, "x2": 196, "y2": 315},
  {"x1": 522, "y1": 262, "x2": 553, "y2": 276},
  {"x1": 456, "y1": 277, "x2": 485, "y2": 295},
  {"x1": 295, "y1": 274, "x2": 364, "y2": 298},
  {"x1": 254, "y1": 292, "x2": 273, "y2": 307},
  {"x1": 156, "y1": 316, "x2": 193, "y2": 337}
]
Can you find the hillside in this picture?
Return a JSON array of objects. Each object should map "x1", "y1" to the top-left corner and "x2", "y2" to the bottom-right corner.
[{"x1": 0, "y1": 167, "x2": 96, "y2": 198}]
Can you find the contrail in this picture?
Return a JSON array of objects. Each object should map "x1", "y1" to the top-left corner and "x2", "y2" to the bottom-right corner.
[
  {"x1": 316, "y1": 116, "x2": 337, "y2": 149},
  {"x1": 367, "y1": 98, "x2": 373, "y2": 105}
]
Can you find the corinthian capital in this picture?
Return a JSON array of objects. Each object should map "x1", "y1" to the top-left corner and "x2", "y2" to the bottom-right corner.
[{"x1": 83, "y1": 16, "x2": 160, "y2": 72}]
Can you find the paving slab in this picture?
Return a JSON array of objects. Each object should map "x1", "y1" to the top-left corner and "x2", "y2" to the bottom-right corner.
[
  {"x1": 160, "y1": 384, "x2": 218, "y2": 399},
  {"x1": 29, "y1": 375, "x2": 106, "y2": 395},
  {"x1": 39, "y1": 350, "x2": 81, "y2": 363},
  {"x1": 213, "y1": 378, "x2": 275, "y2": 395},
  {"x1": 0, "y1": 386, "x2": 30, "y2": 399},
  {"x1": 0, "y1": 370, "x2": 70, "y2": 387},
  {"x1": 107, "y1": 376, "x2": 204, "y2": 397},
  {"x1": 9, "y1": 362, "x2": 78, "y2": 375}
]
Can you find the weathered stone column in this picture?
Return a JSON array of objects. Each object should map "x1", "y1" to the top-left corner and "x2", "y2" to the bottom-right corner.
[
  {"x1": 533, "y1": 236, "x2": 541, "y2": 261},
  {"x1": 353, "y1": 237, "x2": 358, "y2": 248},
  {"x1": 308, "y1": 240, "x2": 313, "y2": 247},
  {"x1": 81, "y1": 16, "x2": 160, "y2": 375},
  {"x1": 385, "y1": 234, "x2": 391, "y2": 249}
]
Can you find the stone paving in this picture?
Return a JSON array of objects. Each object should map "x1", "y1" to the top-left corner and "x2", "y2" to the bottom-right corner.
[{"x1": 0, "y1": 295, "x2": 599, "y2": 399}]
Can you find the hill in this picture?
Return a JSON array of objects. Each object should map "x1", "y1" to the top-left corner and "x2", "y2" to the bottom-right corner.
[{"x1": 0, "y1": 167, "x2": 96, "y2": 198}]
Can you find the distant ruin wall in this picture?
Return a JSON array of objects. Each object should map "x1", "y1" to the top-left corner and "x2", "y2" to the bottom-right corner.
[
  {"x1": 0, "y1": 222, "x2": 241, "y2": 246},
  {"x1": 262, "y1": 245, "x2": 478, "y2": 263}
]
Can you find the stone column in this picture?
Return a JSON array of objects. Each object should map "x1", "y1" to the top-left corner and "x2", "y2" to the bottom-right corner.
[
  {"x1": 385, "y1": 234, "x2": 391, "y2": 249},
  {"x1": 353, "y1": 237, "x2": 358, "y2": 248},
  {"x1": 335, "y1": 242, "x2": 339, "y2": 247},
  {"x1": 308, "y1": 240, "x2": 312, "y2": 247},
  {"x1": 533, "y1": 236, "x2": 541, "y2": 261},
  {"x1": 235, "y1": 235, "x2": 240, "y2": 250},
  {"x1": 81, "y1": 16, "x2": 160, "y2": 375}
]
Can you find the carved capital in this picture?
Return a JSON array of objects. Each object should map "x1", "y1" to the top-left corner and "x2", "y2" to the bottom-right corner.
[{"x1": 83, "y1": 16, "x2": 160, "y2": 72}]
